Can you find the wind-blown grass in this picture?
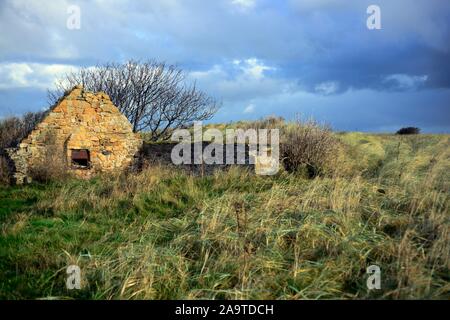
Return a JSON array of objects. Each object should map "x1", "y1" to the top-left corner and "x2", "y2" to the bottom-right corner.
[{"x1": 0, "y1": 133, "x2": 448, "y2": 299}]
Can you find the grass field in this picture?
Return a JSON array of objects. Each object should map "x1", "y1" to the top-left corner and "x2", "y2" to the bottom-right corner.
[{"x1": 0, "y1": 132, "x2": 449, "y2": 299}]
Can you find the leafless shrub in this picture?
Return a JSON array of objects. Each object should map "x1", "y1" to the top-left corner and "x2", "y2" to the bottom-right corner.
[
  {"x1": 48, "y1": 60, "x2": 219, "y2": 141},
  {"x1": 281, "y1": 117, "x2": 339, "y2": 178},
  {"x1": 0, "y1": 112, "x2": 45, "y2": 149}
]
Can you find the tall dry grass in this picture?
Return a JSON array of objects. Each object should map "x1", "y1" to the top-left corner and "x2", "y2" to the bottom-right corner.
[{"x1": 0, "y1": 133, "x2": 448, "y2": 299}]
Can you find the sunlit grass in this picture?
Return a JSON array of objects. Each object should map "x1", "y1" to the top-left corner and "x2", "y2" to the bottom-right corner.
[{"x1": 0, "y1": 133, "x2": 449, "y2": 299}]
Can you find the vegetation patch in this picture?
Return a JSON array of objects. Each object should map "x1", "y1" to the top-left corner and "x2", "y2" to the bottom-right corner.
[{"x1": 0, "y1": 132, "x2": 449, "y2": 299}]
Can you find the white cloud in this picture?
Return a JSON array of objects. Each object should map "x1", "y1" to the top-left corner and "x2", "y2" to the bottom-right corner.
[
  {"x1": 0, "y1": 0, "x2": 80, "y2": 59},
  {"x1": 235, "y1": 58, "x2": 275, "y2": 80},
  {"x1": 315, "y1": 81, "x2": 339, "y2": 95},
  {"x1": 0, "y1": 62, "x2": 80, "y2": 90},
  {"x1": 384, "y1": 74, "x2": 428, "y2": 90},
  {"x1": 189, "y1": 58, "x2": 292, "y2": 103},
  {"x1": 231, "y1": 0, "x2": 256, "y2": 10},
  {"x1": 190, "y1": 65, "x2": 225, "y2": 79},
  {"x1": 243, "y1": 103, "x2": 255, "y2": 113}
]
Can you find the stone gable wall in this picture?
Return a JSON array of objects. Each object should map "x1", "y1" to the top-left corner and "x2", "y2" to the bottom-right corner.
[{"x1": 7, "y1": 86, "x2": 142, "y2": 183}]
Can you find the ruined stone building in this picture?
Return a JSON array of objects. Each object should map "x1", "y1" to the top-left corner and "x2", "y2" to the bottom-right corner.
[{"x1": 4, "y1": 86, "x2": 142, "y2": 184}]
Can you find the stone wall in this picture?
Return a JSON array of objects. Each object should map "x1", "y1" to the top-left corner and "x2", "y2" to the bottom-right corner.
[
  {"x1": 3, "y1": 148, "x2": 30, "y2": 184},
  {"x1": 7, "y1": 86, "x2": 142, "y2": 183},
  {"x1": 138, "y1": 142, "x2": 269, "y2": 176}
]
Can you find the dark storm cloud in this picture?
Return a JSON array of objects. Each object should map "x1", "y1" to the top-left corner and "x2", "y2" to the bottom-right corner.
[{"x1": 0, "y1": 0, "x2": 449, "y2": 131}]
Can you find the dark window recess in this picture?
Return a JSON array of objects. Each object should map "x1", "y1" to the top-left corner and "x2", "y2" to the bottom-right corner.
[{"x1": 71, "y1": 149, "x2": 90, "y2": 168}]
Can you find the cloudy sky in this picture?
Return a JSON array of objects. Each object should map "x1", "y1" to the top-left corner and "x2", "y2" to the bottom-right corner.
[{"x1": 0, "y1": 0, "x2": 449, "y2": 132}]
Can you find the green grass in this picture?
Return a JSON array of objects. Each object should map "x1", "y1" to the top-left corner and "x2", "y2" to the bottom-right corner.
[{"x1": 0, "y1": 133, "x2": 449, "y2": 299}]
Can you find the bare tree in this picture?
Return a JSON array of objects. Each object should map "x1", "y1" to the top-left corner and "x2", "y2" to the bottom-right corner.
[
  {"x1": 0, "y1": 112, "x2": 45, "y2": 149},
  {"x1": 48, "y1": 60, "x2": 219, "y2": 140}
]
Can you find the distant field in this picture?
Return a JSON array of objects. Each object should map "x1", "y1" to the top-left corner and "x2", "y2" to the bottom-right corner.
[{"x1": 0, "y1": 133, "x2": 449, "y2": 299}]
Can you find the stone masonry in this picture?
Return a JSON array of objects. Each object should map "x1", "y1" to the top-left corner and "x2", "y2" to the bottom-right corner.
[{"x1": 6, "y1": 86, "x2": 142, "y2": 184}]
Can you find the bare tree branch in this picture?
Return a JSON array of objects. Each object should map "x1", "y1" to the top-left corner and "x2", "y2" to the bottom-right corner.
[{"x1": 48, "y1": 60, "x2": 219, "y2": 140}]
